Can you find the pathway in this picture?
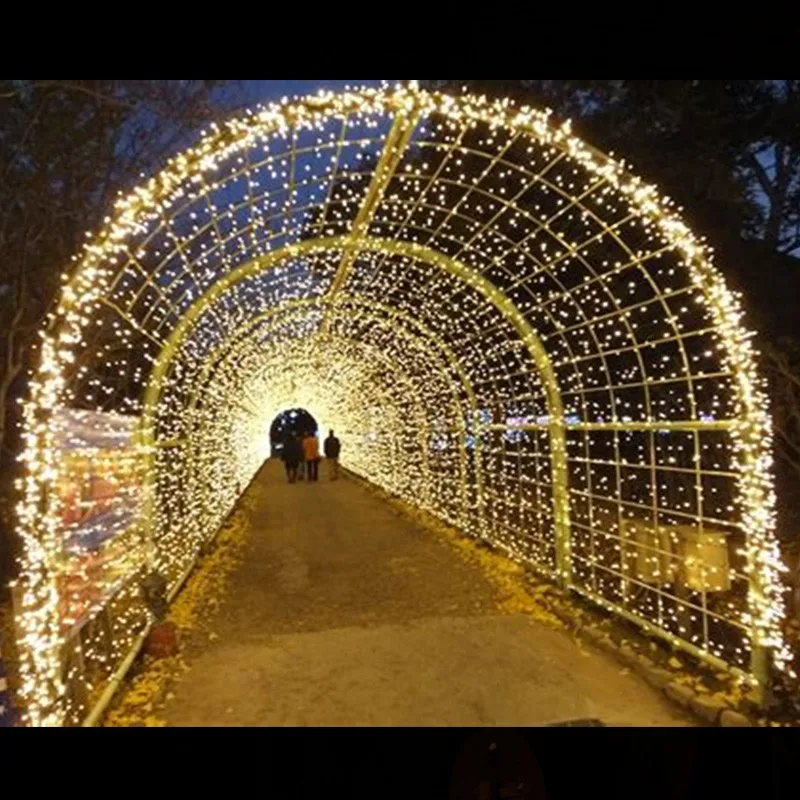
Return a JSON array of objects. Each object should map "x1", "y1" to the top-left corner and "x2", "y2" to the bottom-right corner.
[{"x1": 163, "y1": 460, "x2": 692, "y2": 726}]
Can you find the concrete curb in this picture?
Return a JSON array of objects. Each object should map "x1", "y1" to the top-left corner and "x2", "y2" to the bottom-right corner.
[{"x1": 544, "y1": 603, "x2": 756, "y2": 727}]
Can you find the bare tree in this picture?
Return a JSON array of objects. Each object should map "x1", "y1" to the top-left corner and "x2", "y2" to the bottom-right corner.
[
  {"x1": 0, "y1": 80, "x2": 239, "y2": 455},
  {"x1": 742, "y1": 81, "x2": 800, "y2": 256},
  {"x1": 0, "y1": 80, "x2": 242, "y2": 585}
]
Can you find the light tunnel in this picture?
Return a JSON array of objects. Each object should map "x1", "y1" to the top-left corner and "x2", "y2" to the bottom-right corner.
[{"x1": 14, "y1": 83, "x2": 792, "y2": 725}]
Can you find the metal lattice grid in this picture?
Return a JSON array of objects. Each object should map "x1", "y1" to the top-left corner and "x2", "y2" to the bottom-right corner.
[{"x1": 13, "y1": 83, "x2": 790, "y2": 726}]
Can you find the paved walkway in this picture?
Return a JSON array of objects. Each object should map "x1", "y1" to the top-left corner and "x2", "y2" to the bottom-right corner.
[{"x1": 163, "y1": 460, "x2": 692, "y2": 726}]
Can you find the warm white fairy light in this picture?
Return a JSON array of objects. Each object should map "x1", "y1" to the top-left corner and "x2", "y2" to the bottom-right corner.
[{"x1": 12, "y1": 83, "x2": 792, "y2": 726}]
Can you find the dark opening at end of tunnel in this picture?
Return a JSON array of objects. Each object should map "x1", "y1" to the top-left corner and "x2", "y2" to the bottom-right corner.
[{"x1": 270, "y1": 408, "x2": 319, "y2": 458}]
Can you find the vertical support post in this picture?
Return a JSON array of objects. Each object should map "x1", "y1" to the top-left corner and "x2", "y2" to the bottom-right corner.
[
  {"x1": 418, "y1": 414, "x2": 434, "y2": 513},
  {"x1": 132, "y1": 424, "x2": 157, "y2": 574},
  {"x1": 549, "y1": 415, "x2": 572, "y2": 588},
  {"x1": 736, "y1": 416, "x2": 774, "y2": 709},
  {"x1": 750, "y1": 643, "x2": 771, "y2": 708},
  {"x1": 456, "y1": 416, "x2": 469, "y2": 530},
  {"x1": 748, "y1": 552, "x2": 773, "y2": 708},
  {"x1": 473, "y1": 411, "x2": 487, "y2": 540}
]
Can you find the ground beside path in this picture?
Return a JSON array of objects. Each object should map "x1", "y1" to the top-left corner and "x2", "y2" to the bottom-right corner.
[{"x1": 160, "y1": 459, "x2": 692, "y2": 727}]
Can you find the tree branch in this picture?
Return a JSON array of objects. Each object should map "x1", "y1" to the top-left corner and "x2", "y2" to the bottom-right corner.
[
  {"x1": 748, "y1": 150, "x2": 777, "y2": 200},
  {"x1": 28, "y1": 80, "x2": 139, "y2": 111}
]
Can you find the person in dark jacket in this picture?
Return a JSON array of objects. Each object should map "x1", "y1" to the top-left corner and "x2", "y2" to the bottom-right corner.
[
  {"x1": 282, "y1": 434, "x2": 303, "y2": 483},
  {"x1": 323, "y1": 429, "x2": 341, "y2": 480}
]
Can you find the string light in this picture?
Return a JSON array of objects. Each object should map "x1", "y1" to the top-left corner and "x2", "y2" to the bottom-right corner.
[{"x1": 12, "y1": 83, "x2": 792, "y2": 726}]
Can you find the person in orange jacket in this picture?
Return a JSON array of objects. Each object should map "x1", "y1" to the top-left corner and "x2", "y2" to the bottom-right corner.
[{"x1": 302, "y1": 431, "x2": 320, "y2": 482}]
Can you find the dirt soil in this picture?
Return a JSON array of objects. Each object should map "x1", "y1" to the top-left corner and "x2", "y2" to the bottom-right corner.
[{"x1": 159, "y1": 460, "x2": 692, "y2": 727}]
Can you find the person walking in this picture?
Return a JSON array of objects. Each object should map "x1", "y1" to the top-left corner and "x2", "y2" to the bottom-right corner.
[
  {"x1": 0, "y1": 635, "x2": 16, "y2": 727},
  {"x1": 296, "y1": 430, "x2": 306, "y2": 480},
  {"x1": 324, "y1": 429, "x2": 341, "y2": 480},
  {"x1": 302, "y1": 430, "x2": 320, "y2": 482},
  {"x1": 282, "y1": 433, "x2": 303, "y2": 483}
]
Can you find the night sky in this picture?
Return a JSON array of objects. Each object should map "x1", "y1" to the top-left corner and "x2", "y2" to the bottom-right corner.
[{"x1": 222, "y1": 79, "x2": 392, "y2": 108}]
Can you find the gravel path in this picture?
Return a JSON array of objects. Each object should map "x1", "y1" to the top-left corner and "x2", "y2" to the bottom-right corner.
[{"x1": 163, "y1": 460, "x2": 692, "y2": 726}]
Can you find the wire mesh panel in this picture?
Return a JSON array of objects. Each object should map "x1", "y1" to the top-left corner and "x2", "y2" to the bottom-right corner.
[{"x1": 12, "y1": 83, "x2": 791, "y2": 725}]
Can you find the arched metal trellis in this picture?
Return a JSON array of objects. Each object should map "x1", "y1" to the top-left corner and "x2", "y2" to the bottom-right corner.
[{"x1": 13, "y1": 82, "x2": 792, "y2": 726}]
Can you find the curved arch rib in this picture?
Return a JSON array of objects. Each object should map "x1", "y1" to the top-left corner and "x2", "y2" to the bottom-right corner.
[{"x1": 140, "y1": 234, "x2": 572, "y2": 584}]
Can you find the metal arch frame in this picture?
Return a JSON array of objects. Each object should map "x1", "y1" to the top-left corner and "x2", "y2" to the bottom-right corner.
[
  {"x1": 261, "y1": 333, "x2": 440, "y2": 508},
  {"x1": 180, "y1": 295, "x2": 488, "y2": 536},
  {"x1": 95, "y1": 95, "x2": 763, "y2": 517},
  {"x1": 253, "y1": 334, "x2": 441, "y2": 510},
  {"x1": 140, "y1": 234, "x2": 571, "y2": 582},
  {"x1": 189, "y1": 311, "x2": 443, "y2": 518},
  {"x1": 139, "y1": 232, "x2": 768, "y2": 687},
  {"x1": 375, "y1": 137, "x2": 713, "y2": 620},
  {"x1": 15, "y1": 85, "x2": 783, "y2": 726},
  {"x1": 179, "y1": 292, "x2": 758, "y2": 686}
]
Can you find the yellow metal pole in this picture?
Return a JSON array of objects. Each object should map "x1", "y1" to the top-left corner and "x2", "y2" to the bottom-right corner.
[{"x1": 320, "y1": 102, "x2": 421, "y2": 334}]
